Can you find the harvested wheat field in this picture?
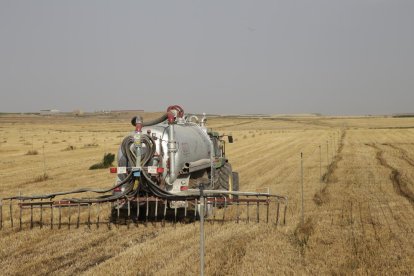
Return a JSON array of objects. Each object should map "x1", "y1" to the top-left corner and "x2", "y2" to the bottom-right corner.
[{"x1": 0, "y1": 113, "x2": 414, "y2": 275}]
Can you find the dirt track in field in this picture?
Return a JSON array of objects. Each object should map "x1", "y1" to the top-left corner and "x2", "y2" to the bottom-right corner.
[{"x1": 366, "y1": 143, "x2": 414, "y2": 206}]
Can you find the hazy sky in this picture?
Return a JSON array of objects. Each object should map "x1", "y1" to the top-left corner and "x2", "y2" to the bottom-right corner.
[{"x1": 1, "y1": 1, "x2": 413, "y2": 115}]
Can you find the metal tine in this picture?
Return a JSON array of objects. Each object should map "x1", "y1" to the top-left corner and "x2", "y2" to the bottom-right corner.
[
  {"x1": 266, "y1": 196, "x2": 269, "y2": 224},
  {"x1": 30, "y1": 199, "x2": 33, "y2": 229},
  {"x1": 246, "y1": 196, "x2": 250, "y2": 223},
  {"x1": 10, "y1": 200, "x2": 13, "y2": 228},
  {"x1": 145, "y1": 194, "x2": 149, "y2": 226},
  {"x1": 39, "y1": 198, "x2": 43, "y2": 229},
  {"x1": 194, "y1": 199, "x2": 198, "y2": 222},
  {"x1": 50, "y1": 202, "x2": 54, "y2": 230},
  {"x1": 174, "y1": 206, "x2": 177, "y2": 226},
  {"x1": 154, "y1": 197, "x2": 158, "y2": 224},
  {"x1": 116, "y1": 199, "x2": 120, "y2": 227},
  {"x1": 77, "y1": 203, "x2": 80, "y2": 229},
  {"x1": 108, "y1": 202, "x2": 112, "y2": 230},
  {"x1": 222, "y1": 196, "x2": 227, "y2": 224},
  {"x1": 68, "y1": 204, "x2": 71, "y2": 230},
  {"x1": 136, "y1": 196, "x2": 140, "y2": 227},
  {"x1": 19, "y1": 198, "x2": 22, "y2": 231},
  {"x1": 184, "y1": 199, "x2": 188, "y2": 219},
  {"x1": 88, "y1": 203, "x2": 91, "y2": 229},
  {"x1": 210, "y1": 200, "x2": 214, "y2": 224},
  {"x1": 256, "y1": 196, "x2": 260, "y2": 223},
  {"x1": 163, "y1": 199, "x2": 167, "y2": 227},
  {"x1": 58, "y1": 204, "x2": 62, "y2": 229},
  {"x1": 283, "y1": 203, "x2": 287, "y2": 225},
  {"x1": 0, "y1": 199, "x2": 3, "y2": 230},
  {"x1": 127, "y1": 199, "x2": 131, "y2": 229},
  {"x1": 96, "y1": 203, "x2": 100, "y2": 229},
  {"x1": 236, "y1": 197, "x2": 240, "y2": 224},
  {"x1": 276, "y1": 202, "x2": 280, "y2": 226},
  {"x1": 212, "y1": 197, "x2": 216, "y2": 223}
]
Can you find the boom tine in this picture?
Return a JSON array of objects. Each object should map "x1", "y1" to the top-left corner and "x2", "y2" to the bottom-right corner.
[
  {"x1": 266, "y1": 196, "x2": 269, "y2": 224},
  {"x1": 127, "y1": 199, "x2": 131, "y2": 229},
  {"x1": 222, "y1": 197, "x2": 227, "y2": 224},
  {"x1": 236, "y1": 198, "x2": 240, "y2": 223},
  {"x1": 194, "y1": 199, "x2": 198, "y2": 221},
  {"x1": 108, "y1": 202, "x2": 111, "y2": 230},
  {"x1": 19, "y1": 198, "x2": 22, "y2": 231},
  {"x1": 10, "y1": 200, "x2": 13, "y2": 228},
  {"x1": 184, "y1": 199, "x2": 188, "y2": 219},
  {"x1": 256, "y1": 196, "x2": 260, "y2": 223},
  {"x1": 50, "y1": 202, "x2": 54, "y2": 230},
  {"x1": 77, "y1": 203, "x2": 80, "y2": 229},
  {"x1": 39, "y1": 199, "x2": 43, "y2": 229},
  {"x1": 30, "y1": 199, "x2": 33, "y2": 229},
  {"x1": 68, "y1": 204, "x2": 71, "y2": 230},
  {"x1": 154, "y1": 197, "x2": 158, "y2": 224},
  {"x1": 58, "y1": 204, "x2": 62, "y2": 229},
  {"x1": 96, "y1": 203, "x2": 100, "y2": 229},
  {"x1": 283, "y1": 203, "x2": 287, "y2": 225},
  {"x1": 213, "y1": 197, "x2": 217, "y2": 222},
  {"x1": 174, "y1": 206, "x2": 177, "y2": 226},
  {"x1": 87, "y1": 203, "x2": 91, "y2": 229},
  {"x1": 163, "y1": 199, "x2": 167, "y2": 227},
  {"x1": 136, "y1": 196, "x2": 140, "y2": 227},
  {"x1": 276, "y1": 202, "x2": 280, "y2": 226},
  {"x1": 145, "y1": 194, "x2": 149, "y2": 226},
  {"x1": 116, "y1": 199, "x2": 120, "y2": 227},
  {"x1": 246, "y1": 196, "x2": 250, "y2": 223}
]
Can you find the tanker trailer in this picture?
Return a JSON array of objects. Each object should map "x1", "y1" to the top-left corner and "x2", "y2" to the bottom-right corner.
[{"x1": 111, "y1": 105, "x2": 238, "y2": 220}]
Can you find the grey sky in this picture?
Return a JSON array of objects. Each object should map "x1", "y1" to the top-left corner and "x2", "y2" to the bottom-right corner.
[{"x1": 0, "y1": 0, "x2": 413, "y2": 115}]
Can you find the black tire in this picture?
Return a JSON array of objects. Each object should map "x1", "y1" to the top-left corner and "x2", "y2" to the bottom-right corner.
[
  {"x1": 216, "y1": 162, "x2": 232, "y2": 190},
  {"x1": 232, "y1": 172, "x2": 239, "y2": 200}
]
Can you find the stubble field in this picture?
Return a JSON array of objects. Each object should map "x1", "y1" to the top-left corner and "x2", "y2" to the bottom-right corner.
[{"x1": 0, "y1": 113, "x2": 413, "y2": 275}]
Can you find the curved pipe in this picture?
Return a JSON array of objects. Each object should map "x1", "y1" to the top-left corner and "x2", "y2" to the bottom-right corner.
[
  {"x1": 131, "y1": 113, "x2": 168, "y2": 127},
  {"x1": 187, "y1": 115, "x2": 199, "y2": 124}
]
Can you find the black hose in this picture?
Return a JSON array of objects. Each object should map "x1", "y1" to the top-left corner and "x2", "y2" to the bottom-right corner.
[
  {"x1": 131, "y1": 113, "x2": 168, "y2": 127},
  {"x1": 63, "y1": 180, "x2": 135, "y2": 203},
  {"x1": 120, "y1": 134, "x2": 156, "y2": 168},
  {"x1": 5, "y1": 172, "x2": 134, "y2": 201}
]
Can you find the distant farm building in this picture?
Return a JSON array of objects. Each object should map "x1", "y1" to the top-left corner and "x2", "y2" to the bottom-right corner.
[
  {"x1": 40, "y1": 109, "x2": 60, "y2": 115},
  {"x1": 73, "y1": 109, "x2": 84, "y2": 116}
]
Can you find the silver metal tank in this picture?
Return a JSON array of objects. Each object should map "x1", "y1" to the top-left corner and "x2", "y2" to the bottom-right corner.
[{"x1": 141, "y1": 121, "x2": 212, "y2": 186}]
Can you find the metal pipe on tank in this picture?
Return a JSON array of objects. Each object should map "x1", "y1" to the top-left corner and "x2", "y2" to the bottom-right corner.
[
  {"x1": 166, "y1": 113, "x2": 178, "y2": 185},
  {"x1": 182, "y1": 159, "x2": 211, "y2": 173}
]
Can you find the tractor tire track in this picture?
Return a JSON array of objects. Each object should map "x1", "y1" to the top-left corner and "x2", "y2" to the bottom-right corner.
[
  {"x1": 321, "y1": 130, "x2": 347, "y2": 183},
  {"x1": 314, "y1": 130, "x2": 347, "y2": 206},
  {"x1": 366, "y1": 143, "x2": 414, "y2": 207},
  {"x1": 382, "y1": 143, "x2": 414, "y2": 167}
]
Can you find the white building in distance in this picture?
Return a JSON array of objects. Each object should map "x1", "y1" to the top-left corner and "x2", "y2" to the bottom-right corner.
[{"x1": 40, "y1": 109, "x2": 60, "y2": 115}]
